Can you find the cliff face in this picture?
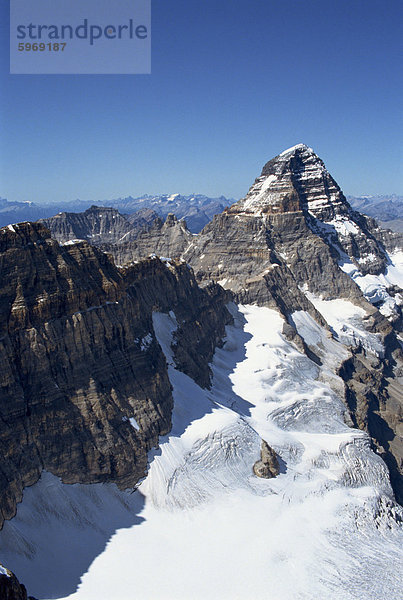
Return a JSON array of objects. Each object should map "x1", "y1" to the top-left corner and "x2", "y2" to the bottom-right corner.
[
  {"x1": 252, "y1": 145, "x2": 389, "y2": 273},
  {"x1": 40, "y1": 206, "x2": 158, "y2": 246},
  {"x1": 186, "y1": 145, "x2": 391, "y2": 308},
  {"x1": 41, "y1": 208, "x2": 193, "y2": 267},
  {"x1": 0, "y1": 564, "x2": 35, "y2": 600},
  {"x1": 0, "y1": 148, "x2": 403, "y2": 599},
  {"x1": 100, "y1": 213, "x2": 193, "y2": 266},
  {"x1": 0, "y1": 222, "x2": 230, "y2": 528}
]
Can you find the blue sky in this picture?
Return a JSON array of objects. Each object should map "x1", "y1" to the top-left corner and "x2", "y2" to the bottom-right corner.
[{"x1": 0, "y1": 0, "x2": 402, "y2": 203}]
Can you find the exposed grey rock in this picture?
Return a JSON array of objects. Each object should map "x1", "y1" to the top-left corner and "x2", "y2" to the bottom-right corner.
[
  {"x1": 338, "y1": 339, "x2": 403, "y2": 503},
  {"x1": 40, "y1": 205, "x2": 159, "y2": 246},
  {"x1": 253, "y1": 440, "x2": 279, "y2": 478},
  {"x1": 101, "y1": 193, "x2": 229, "y2": 233},
  {"x1": 181, "y1": 145, "x2": 372, "y2": 320},
  {"x1": 100, "y1": 213, "x2": 193, "y2": 265},
  {"x1": 182, "y1": 144, "x2": 401, "y2": 503},
  {"x1": 1, "y1": 144, "x2": 402, "y2": 519},
  {"x1": 367, "y1": 218, "x2": 403, "y2": 253},
  {"x1": 378, "y1": 219, "x2": 403, "y2": 234},
  {"x1": 0, "y1": 194, "x2": 230, "y2": 233}
]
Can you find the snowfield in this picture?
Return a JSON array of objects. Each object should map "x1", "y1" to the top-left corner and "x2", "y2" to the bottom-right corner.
[
  {"x1": 0, "y1": 305, "x2": 402, "y2": 600},
  {"x1": 340, "y1": 249, "x2": 403, "y2": 319}
]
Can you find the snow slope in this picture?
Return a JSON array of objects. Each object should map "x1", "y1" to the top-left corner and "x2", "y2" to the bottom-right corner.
[
  {"x1": 301, "y1": 291, "x2": 385, "y2": 356},
  {"x1": 0, "y1": 305, "x2": 402, "y2": 600},
  {"x1": 340, "y1": 249, "x2": 403, "y2": 319}
]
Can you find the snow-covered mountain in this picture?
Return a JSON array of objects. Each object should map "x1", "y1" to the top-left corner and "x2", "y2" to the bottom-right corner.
[{"x1": 0, "y1": 145, "x2": 402, "y2": 600}]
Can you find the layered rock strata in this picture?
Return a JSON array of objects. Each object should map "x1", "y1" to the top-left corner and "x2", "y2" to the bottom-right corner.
[
  {"x1": 100, "y1": 213, "x2": 193, "y2": 266},
  {"x1": 41, "y1": 206, "x2": 158, "y2": 246},
  {"x1": 338, "y1": 338, "x2": 403, "y2": 503},
  {"x1": 0, "y1": 222, "x2": 230, "y2": 529},
  {"x1": 88, "y1": 144, "x2": 402, "y2": 504},
  {"x1": 185, "y1": 145, "x2": 389, "y2": 306}
]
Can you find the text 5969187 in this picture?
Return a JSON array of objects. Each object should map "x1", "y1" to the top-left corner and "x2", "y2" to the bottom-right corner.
[{"x1": 18, "y1": 42, "x2": 67, "y2": 51}]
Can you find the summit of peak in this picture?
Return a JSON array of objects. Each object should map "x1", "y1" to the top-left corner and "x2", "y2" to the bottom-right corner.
[
  {"x1": 261, "y1": 143, "x2": 324, "y2": 178},
  {"x1": 280, "y1": 142, "x2": 307, "y2": 153},
  {"x1": 278, "y1": 143, "x2": 315, "y2": 157},
  {"x1": 229, "y1": 143, "x2": 350, "y2": 219}
]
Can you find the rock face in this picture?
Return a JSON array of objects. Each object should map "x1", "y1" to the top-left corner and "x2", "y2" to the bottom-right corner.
[
  {"x1": 338, "y1": 340, "x2": 403, "y2": 503},
  {"x1": 241, "y1": 144, "x2": 388, "y2": 274},
  {"x1": 40, "y1": 206, "x2": 158, "y2": 246},
  {"x1": 41, "y1": 207, "x2": 192, "y2": 267},
  {"x1": 253, "y1": 441, "x2": 279, "y2": 479},
  {"x1": 0, "y1": 222, "x2": 231, "y2": 529},
  {"x1": 1, "y1": 145, "x2": 402, "y2": 536},
  {"x1": 0, "y1": 564, "x2": 36, "y2": 600},
  {"x1": 185, "y1": 144, "x2": 389, "y2": 306},
  {"x1": 100, "y1": 213, "x2": 193, "y2": 266}
]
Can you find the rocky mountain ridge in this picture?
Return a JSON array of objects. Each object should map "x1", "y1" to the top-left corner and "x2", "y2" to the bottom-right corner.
[
  {"x1": 59, "y1": 144, "x2": 403, "y2": 503},
  {"x1": 107, "y1": 193, "x2": 229, "y2": 233},
  {"x1": 0, "y1": 563, "x2": 36, "y2": 600},
  {"x1": 0, "y1": 222, "x2": 231, "y2": 531},
  {"x1": 40, "y1": 206, "x2": 158, "y2": 246},
  {"x1": 0, "y1": 194, "x2": 231, "y2": 234}
]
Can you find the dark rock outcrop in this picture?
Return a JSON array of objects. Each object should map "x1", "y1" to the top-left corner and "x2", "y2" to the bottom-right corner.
[
  {"x1": 253, "y1": 441, "x2": 279, "y2": 478},
  {"x1": 0, "y1": 222, "x2": 231, "y2": 529},
  {"x1": 338, "y1": 339, "x2": 403, "y2": 504},
  {"x1": 0, "y1": 564, "x2": 36, "y2": 600}
]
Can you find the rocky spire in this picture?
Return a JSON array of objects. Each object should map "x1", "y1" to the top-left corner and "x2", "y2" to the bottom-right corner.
[
  {"x1": 229, "y1": 143, "x2": 351, "y2": 220},
  {"x1": 227, "y1": 143, "x2": 387, "y2": 276}
]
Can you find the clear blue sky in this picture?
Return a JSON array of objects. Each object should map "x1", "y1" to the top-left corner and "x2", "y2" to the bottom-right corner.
[{"x1": 0, "y1": 0, "x2": 402, "y2": 203}]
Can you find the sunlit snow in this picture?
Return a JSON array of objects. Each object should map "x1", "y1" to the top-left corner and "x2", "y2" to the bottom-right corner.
[
  {"x1": 340, "y1": 249, "x2": 403, "y2": 318},
  {"x1": 0, "y1": 305, "x2": 401, "y2": 600}
]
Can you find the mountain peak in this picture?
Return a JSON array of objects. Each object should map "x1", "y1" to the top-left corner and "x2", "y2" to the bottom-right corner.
[
  {"x1": 261, "y1": 143, "x2": 324, "y2": 174},
  {"x1": 277, "y1": 142, "x2": 313, "y2": 156},
  {"x1": 228, "y1": 144, "x2": 346, "y2": 218}
]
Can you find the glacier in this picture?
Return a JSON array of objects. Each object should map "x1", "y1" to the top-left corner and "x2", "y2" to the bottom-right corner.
[{"x1": 0, "y1": 303, "x2": 401, "y2": 600}]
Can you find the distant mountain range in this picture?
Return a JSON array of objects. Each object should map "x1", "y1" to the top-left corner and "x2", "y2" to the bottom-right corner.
[
  {"x1": 348, "y1": 195, "x2": 403, "y2": 232},
  {"x1": 1, "y1": 193, "x2": 402, "y2": 234},
  {"x1": 0, "y1": 194, "x2": 232, "y2": 233}
]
